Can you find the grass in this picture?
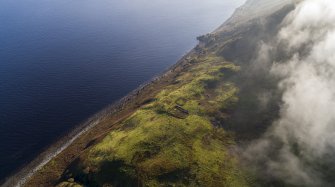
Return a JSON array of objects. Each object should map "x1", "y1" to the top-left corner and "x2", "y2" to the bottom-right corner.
[{"x1": 57, "y1": 54, "x2": 251, "y2": 186}]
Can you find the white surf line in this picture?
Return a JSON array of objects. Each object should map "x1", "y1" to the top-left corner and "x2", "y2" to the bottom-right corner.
[
  {"x1": 4, "y1": 80, "x2": 154, "y2": 187},
  {"x1": 2, "y1": 44, "x2": 194, "y2": 187},
  {"x1": 3, "y1": 78, "x2": 160, "y2": 187},
  {"x1": 7, "y1": 119, "x2": 100, "y2": 187}
]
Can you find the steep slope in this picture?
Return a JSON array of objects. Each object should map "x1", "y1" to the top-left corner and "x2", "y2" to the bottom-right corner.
[
  {"x1": 51, "y1": 2, "x2": 296, "y2": 186},
  {"x1": 19, "y1": 0, "x2": 303, "y2": 186},
  {"x1": 56, "y1": 55, "x2": 249, "y2": 187},
  {"x1": 215, "y1": 0, "x2": 294, "y2": 33}
]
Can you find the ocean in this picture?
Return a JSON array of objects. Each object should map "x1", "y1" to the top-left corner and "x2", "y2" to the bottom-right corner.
[{"x1": 0, "y1": 0, "x2": 244, "y2": 182}]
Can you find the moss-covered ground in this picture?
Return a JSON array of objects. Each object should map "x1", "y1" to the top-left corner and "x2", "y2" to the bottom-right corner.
[{"x1": 55, "y1": 54, "x2": 252, "y2": 187}]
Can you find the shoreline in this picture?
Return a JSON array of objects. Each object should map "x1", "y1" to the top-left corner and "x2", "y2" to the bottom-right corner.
[{"x1": 2, "y1": 48, "x2": 198, "y2": 187}]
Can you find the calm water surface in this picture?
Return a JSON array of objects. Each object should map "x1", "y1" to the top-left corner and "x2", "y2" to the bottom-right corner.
[{"x1": 0, "y1": 0, "x2": 244, "y2": 181}]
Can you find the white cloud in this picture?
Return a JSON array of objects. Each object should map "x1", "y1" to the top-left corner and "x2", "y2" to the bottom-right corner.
[{"x1": 244, "y1": 0, "x2": 335, "y2": 186}]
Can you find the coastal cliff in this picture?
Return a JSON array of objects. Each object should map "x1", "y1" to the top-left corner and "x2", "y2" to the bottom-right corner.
[{"x1": 5, "y1": 0, "x2": 301, "y2": 186}]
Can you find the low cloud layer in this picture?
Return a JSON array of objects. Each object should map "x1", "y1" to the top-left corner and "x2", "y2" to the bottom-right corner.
[{"x1": 244, "y1": 0, "x2": 335, "y2": 186}]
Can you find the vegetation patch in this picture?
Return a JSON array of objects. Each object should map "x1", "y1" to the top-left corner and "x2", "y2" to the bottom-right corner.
[{"x1": 57, "y1": 54, "x2": 251, "y2": 186}]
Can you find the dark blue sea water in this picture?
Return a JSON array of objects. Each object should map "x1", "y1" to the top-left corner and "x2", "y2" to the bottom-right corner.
[{"x1": 0, "y1": 0, "x2": 244, "y2": 182}]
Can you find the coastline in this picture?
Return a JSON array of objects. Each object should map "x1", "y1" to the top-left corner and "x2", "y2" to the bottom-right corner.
[
  {"x1": 3, "y1": 1, "x2": 250, "y2": 185},
  {"x1": 0, "y1": 1, "x2": 301, "y2": 186},
  {"x1": 2, "y1": 48, "x2": 199, "y2": 187}
]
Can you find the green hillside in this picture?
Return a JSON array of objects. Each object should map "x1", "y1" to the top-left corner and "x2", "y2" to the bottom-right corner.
[
  {"x1": 56, "y1": 54, "x2": 253, "y2": 186},
  {"x1": 23, "y1": 1, "x2": 297, "y2": 187}
]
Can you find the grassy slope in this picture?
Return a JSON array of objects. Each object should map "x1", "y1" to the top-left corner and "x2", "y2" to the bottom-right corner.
[
  {"x1": 21, "y1": 3, "x2": 296, "y2": 187},
  {"x1": 55, "y1": 54, "x2": 252, "y2": 187}
]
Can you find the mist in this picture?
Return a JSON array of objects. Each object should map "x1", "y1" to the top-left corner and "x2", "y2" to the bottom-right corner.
[{"x1": 243, "y1": 0, "x2": 335, "y2": 186}]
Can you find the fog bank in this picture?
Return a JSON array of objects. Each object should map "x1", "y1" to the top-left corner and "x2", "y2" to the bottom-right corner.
[{"x1": 244, "y1": 0, "x2": 335, "y2": 186}]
